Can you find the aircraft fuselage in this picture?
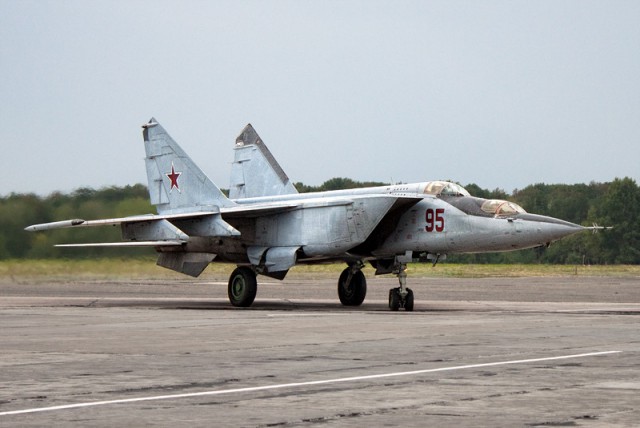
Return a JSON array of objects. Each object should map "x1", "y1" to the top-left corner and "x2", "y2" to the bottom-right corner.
[{"x1": 167, "y1": 182, "x2": 584, "y2": 265}]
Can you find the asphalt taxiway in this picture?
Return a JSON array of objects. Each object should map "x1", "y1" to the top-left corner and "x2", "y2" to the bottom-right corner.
[{"x1": 1, "y1": 275, "x2": 639, "y2": 427}]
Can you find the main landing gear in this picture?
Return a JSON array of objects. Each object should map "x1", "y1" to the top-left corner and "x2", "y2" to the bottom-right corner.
[
  {"x1": 337, "y1": 262, "x2": 367, "y2": 306},
  {"x1": 228, "y1": 266, "x2": 257, "y2": 307}
]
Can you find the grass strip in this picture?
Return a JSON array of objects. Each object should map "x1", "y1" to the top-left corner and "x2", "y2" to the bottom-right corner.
[{"x1": 1, "y1": 259, "x2": 638, "y2": 280}]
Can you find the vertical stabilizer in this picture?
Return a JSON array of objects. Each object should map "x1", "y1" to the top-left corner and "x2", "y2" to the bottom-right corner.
[
  {"x1": 229, "y1": 124, "x2": 298, "y2": 199},
  {"x1": 142, "y1": 118, "x2": 234, "y2": 214}
]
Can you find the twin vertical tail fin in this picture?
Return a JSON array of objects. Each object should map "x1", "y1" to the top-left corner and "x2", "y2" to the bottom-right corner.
[
  {"x1": 142, "y1": 118, "x2": 234, "y2": 214},
  {"x1": 229, "y1": 124, "x2": 298, "y2": 199}
]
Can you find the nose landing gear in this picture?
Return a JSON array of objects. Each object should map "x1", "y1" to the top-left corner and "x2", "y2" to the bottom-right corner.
[{"x1": 388, "y1": 262, "x2": 414, "y2": 311}]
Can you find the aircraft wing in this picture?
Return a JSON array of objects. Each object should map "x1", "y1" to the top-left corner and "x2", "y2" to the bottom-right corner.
[
  {"x1": 25, "y1": 196, "x2": 420, "y2": 249},
  {"x1": 25, "y1": 212, "x2": 214, "y2": 232},
  {"x1": 24, "y1": 201, "x2": 302, "y2": 247},
  {"x1": 25, "y1": 213, "x2": 212, "y2": 248},
  {"x1": 25, "y1": 200, "x2": 306, "y2": 231}
]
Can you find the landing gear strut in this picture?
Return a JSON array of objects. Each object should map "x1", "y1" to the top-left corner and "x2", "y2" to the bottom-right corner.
[
  {"x1": 338, "y1": 262, "x2": 367, "y2": 306},
  {"x1": 388, "y1": 262, "x2": 414, "y2": 311}
]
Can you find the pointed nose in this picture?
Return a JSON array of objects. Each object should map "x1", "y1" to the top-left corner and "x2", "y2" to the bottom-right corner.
[{"x1": 516, "y1": 213, "x2": 586, "y2": 244}]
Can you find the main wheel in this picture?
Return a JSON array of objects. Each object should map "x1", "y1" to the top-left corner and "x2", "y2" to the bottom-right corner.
[
  {"x1": 228, "y1": 267, "x2": 257, "y2": 307},
  {"x1": 337, "y1": 268, "x2": 367, "y2": 306},
  {"x1": 389, "y1": 288, "x2": 401, "y2": 311}
]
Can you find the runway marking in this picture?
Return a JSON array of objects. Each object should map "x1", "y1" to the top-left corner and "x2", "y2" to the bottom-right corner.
[{"x1": 0, "y1": 350, "x2": 621, "y2": 417}]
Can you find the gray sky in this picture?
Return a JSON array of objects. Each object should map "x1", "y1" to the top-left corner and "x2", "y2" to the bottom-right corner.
[{"x1": 1, "y1": 0, "x2": 639, "y2": 196}]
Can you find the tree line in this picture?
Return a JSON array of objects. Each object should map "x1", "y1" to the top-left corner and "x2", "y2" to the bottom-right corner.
[{"x1": 1, "y1": 178, "x2": 638, "y2": 264}]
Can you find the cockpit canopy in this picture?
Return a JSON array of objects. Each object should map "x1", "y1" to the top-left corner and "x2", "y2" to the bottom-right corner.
[
  {"x1": 423, "y1": 181, "x2": 470, "y2": 197},
  {"x1": 422, "y1": 181, "x2": 526, "y2": 217},
  {"x1": 481, "y1": 199, "x2": 527, "y2": 216}
]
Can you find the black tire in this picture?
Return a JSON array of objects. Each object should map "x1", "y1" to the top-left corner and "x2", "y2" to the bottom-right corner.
[
  {"x1": 388, "y1": 288, "x2": 401, "y2": 311},
  {"x1": 404, "y1": 288, "x2": 414, "y2": 312},
  {"x1": 228, "y1": 267, "x2": 257, "y2": 307},
  {"x1": 337, "y1": 268, "x2": 367, "y2": 306}
]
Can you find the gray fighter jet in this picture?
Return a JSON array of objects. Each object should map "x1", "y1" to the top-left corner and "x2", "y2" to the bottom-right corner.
[{"x1": 26, "y1": 118, "x2": 595, "y2": 311}]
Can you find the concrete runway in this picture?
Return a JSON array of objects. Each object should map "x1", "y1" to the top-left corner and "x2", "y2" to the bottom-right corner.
[{"x1": 1, "y1": 274, "x2": 639, "y2": 427}]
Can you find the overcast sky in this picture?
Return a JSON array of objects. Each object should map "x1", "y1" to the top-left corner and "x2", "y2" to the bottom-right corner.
[{"x1": 1, "y1": 0, "x2": 638, "y2": 196}]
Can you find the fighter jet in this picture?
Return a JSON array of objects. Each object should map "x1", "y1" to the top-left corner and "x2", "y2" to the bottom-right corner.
[{"x1": 26, "y1": 118, "x2": 595, "y2": 311}]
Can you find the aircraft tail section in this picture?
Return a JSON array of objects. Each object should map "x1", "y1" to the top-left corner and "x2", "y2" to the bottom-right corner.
[
  {"x1": 143, "y1": 118, "x2": 234, "y2": 214},
  {"x1": 229, "y1": 124, "x2": 298, "y2": 199}
]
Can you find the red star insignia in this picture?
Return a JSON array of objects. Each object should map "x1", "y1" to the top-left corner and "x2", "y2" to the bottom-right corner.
[{"x1": 166, "y1": 162, "x2": 181, "y2": 192}]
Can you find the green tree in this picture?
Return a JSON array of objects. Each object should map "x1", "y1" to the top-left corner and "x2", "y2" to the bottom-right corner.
[
  {"x1": 2, "y1": 178, "x2": 638, "y2": 263},
  {"x1": 589, "y1": 178, "x2": 640, "y2": 263},
  {"x1": 0, "y1": 193, "x2": 49, "y2": 258}
]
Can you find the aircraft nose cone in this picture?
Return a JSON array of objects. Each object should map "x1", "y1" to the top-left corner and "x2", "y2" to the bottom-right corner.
[{"x1": 516, "y1": 213, "x2": 586, "y2": 243}]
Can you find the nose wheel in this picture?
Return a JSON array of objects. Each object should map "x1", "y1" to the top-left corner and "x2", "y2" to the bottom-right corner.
[{"x1": 388, "y1": 262, "x2": 414, "y2": 311}]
